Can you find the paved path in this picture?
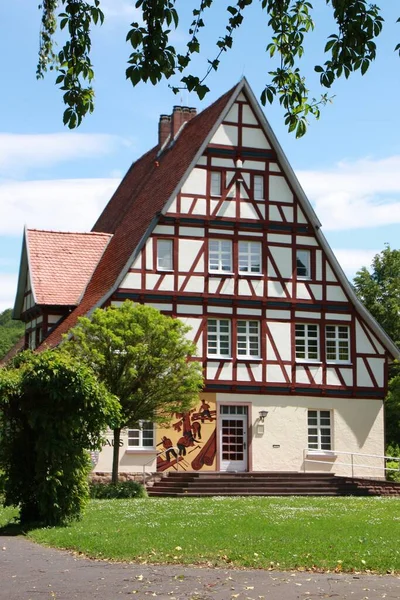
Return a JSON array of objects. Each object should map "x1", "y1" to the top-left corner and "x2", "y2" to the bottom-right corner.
[{"x1": 1, "y1": 535, "x2": 400, "y2": 600}]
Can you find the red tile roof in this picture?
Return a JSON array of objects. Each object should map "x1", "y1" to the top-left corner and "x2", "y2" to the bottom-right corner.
[
  {"x1": 27, "y1": 229, "x2": 112, "y2": 306},
  {"x1": 41, "y1": 84, "x2": 238, "y2": 348}
]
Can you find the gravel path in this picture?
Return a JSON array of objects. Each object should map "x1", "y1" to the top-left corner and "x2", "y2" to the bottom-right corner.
[{"x1": 1, "y1": 535, "x2": 400, "y2": 599}]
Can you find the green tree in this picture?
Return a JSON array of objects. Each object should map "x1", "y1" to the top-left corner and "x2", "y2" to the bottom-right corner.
[
  {"x1": 0, "y1": 309, "x2": 24, "y2": 360},
  {"x1": 37, "y1": 1, "x2": 397, "y2": 136},
  {"x1": 353, "y1": 246, "x2": 400, "y2": 448},
  {"x1": 0, "y1": 350, "x2": 120, "y2": 525},
  {"x1": 63, "y1": 301, "x2": 203, "y2": 484},
  {"x1": 353, "y1": 246, "x2": 400, "y2": 348}
]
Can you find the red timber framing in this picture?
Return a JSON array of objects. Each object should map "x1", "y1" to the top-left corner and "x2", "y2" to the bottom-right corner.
[
  {"x1": 114, "y1": 92, "x2": 390, "y2": 400},
  {"x1": 16, "y1": 80, "x2": 396, "y2": 407}
]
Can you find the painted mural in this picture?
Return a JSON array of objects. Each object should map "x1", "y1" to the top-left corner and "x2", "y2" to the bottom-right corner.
[{"x1": 156, "y1": 393, "x2": 217, "y2": 472}]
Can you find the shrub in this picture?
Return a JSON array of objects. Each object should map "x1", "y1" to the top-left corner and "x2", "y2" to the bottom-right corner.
[
  {"x1": 386, "y1": 444, "x2": 400, "y2": 483},
  {"x1": 89, "y1": 481, "x2": 147, "y2": 499},
  {"x1": 0, "y1": 350, "x2": 120, "y2": 525}
]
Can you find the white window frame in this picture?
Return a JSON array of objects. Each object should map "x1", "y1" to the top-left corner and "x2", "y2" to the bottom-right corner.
[
  {"x1": 254, "y1": 175, "x2": 264, "y2": 200},
  {"x1": 295, "y1": 323, "x2": 320, "y2": 361},
  {"x1": 238, "y1": 241, "x2": 262, "y2": 274},
  {"x1": 157, "y1": 239, "x2": 173, "y2": 271},
  {"x1": 211, "y1": 171, "x2": 222, "y2": 196},
  {"x1": 296, "y1": 249, "x2": 311, "y2": 279},
  {"x1": 325, "y1": 325, "x2": 350, "y2": 363},
  {"x1": 208, "y1": 239, "x2": 233, "y2": 273},
  {"x1": 237, "y1": 320, "x2": 260, "y2": 358},
  {"x1": 207, "y1": 319, "x2": 231, "y2": 358},
  {"x1": 127, "y1": 421, "x2": 155, "y2": 449},
  {"x1": 307, "y1": 410, "x2": 332, "y2": 451}
]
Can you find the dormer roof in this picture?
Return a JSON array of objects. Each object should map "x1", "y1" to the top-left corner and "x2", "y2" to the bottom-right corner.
[{"x1": 13, "y1": 229, "x2": 112, "y2": 318}]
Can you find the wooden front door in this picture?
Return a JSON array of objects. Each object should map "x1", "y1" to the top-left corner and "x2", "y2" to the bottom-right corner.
[{"x1": 219, "y1": 405, "x2": 248, "y2": 472}]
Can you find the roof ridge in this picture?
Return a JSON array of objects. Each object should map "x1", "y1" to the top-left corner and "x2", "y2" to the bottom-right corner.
[
  {"x1": 27, "y1": 229, "x2": 112, "y2": 237},
  {"x1": 40, "y1": 82, "x2": 242, "y2": 349}
]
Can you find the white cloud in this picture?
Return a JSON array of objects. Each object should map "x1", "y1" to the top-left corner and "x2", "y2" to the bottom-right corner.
[
  {"x1": 0, "y1": 273, "x2": 18, "y2": 312},
  {"x1": 0, "y1": 133, "x2": 128, "y2": 175},
  {"x1": 332, "y1": 248, "x2": 378, "y2": 280},
  {"x1": 0, "y1": 178, "x2": 121, "y2": 235},
  {"x1": 297, "y1": 155, "x2": 400, "y2": 231}
]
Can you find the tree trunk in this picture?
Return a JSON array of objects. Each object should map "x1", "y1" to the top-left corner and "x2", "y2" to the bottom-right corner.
[{"x1": 112, "y1": 427, "x2": 121, "y2": 484}]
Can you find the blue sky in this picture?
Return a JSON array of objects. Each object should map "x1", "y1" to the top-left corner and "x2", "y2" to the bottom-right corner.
[{"x1": 1, "y1": 1, "x2": 399, "y2": 311}]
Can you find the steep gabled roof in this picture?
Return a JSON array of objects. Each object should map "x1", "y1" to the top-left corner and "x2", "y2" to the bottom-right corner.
[
  {"x1": 36, "y1": 77, "x2": 399, "y2": 359},
  {"x1": 41, "y1": 83, "x2": 239, "y2": 348},
  {"x1": 13, "y1": 229, "x2": 112, "y2": 318}
]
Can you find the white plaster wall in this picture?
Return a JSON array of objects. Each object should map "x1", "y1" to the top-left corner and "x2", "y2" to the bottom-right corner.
[
  {"x1": 145, "y1": 239, "x2": 153, "y2": 270},
  {"x1": 326, "y1": 285, "x2": 347, "y2": 302},
  {"x1": 242, "y1": 127, "x2": 271, "y2": 149},
  {"x1": 268, "y1": 321, "x2": 291, "y2": 361},
  {"x1": 210, "y1": 124, "x2": 238, "y2": 146},
  {"x1": 242, "y1": 104, "x2": 258, "y2": 125},
  {"x1": 94, "y1": 429, "x2": 157, "y2": 474},
  {"x1": 267, "y1": 163, "x2": 280, "y2": 174},
  {"x1": 181, "y1": 167, "x2": 207, "y2": 195},
  {"x1": 355, "y1": 320, "x2": 375, "y2": 354},
  {"x1": 217, "y1": 393, "x2": 385, "y2": 477},
  {"x1": 269, "y1": 246, "x2": 292, "y2": 279},
  {"x1": 178, "y1": 239, "x2": 204, "y2": 272},
  {"x1": 269, "y1": 176, "x2": 293, "y2": 203},
  {"x1": 225, "y1": 103, "x2": 239, "y2": 122},
  {"x1": 121, "y1": 272, "x2": 141, "y2": 290},
  {"x1": 243, "y1": 160, "x2": 265, "y2": 171},
  {"x1": 181, "y1": 276, "x2": 204, "y2": 293},
  {"x1": 211, "y1": 157, "x2": 235, "y2": 168}
]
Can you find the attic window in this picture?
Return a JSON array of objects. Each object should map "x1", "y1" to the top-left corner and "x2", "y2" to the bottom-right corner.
[
  {"x1": 254, "y1": 175, "x2": 264, "y2": 200},
  {"x1": 157, "y1": 239, "x2": 173, "y2": 271},
  {"x1": 211, "y1": 171, "x2": 222, "y2": 196},
  {"x1": 296, "y1": 249, "x2": 311, "y2": 279}
]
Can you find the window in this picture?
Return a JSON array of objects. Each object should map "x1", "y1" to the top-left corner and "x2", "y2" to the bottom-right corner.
[
  {"x1": 128, "y1": 422, "x2": 155, "y2": 449},
  {"x1": 308, "y1": 410, "x2": 332, "y2": 451},
  {"x1": 254, "y1": 175, "x2": 264, "y2": 200},
  {"x1": 295, "y1": 324, "x2": 319, "y2": 361},
  {"x1": 207, "y1": 319, "x2": 231, "y2": 357},
  {"x1": 237, "y1": 320, "x2": 260, "y2": 358},
  {"x1": 211, "y1": 171, "x2": 222, "y2": 196},
  {"x1": 296, "y1": 249, "x2": 311, "y2": 279},
  {"x1": 238, "y1": 241, "x2": 262, "y2": 274},
  {"x1": 209, "y1": 239, "x2": 232, "y2": 273},
  {"x1": 157, "y1": 239, "x2": 173, "y2": 271},
  {"x1": 326, "y1": 325, "x2": 350, "y2": 362}
]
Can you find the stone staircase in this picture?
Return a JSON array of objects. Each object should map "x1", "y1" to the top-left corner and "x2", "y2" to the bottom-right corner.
[{"x1": 147, "y1": 471, "x2": 400, "y2": 497}]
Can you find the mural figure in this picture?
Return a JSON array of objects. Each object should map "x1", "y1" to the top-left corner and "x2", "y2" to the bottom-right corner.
[
  {"x1": 156, "y1": 394, "x2": 217, "y2": 472},
  {"x1": 160, "y1": 436, "x2": 178, "y2": 462}
]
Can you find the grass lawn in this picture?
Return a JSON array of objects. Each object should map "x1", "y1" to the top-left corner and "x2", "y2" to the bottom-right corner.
[{"x1": 2, "y1": 496, "x2": 400, "y2": 573}]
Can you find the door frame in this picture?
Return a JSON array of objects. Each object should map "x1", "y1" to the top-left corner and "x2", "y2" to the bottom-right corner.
[{"x1": 216, "y1": 401, "x2": 252, "y2": 472}]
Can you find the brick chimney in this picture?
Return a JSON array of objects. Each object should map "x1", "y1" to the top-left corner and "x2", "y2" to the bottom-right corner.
[
  {"x1": 158, "y1": 114, "x2": 171, "y2": 148},
  {"x1": 158, "y1": 106, "x2": 197, "y2": 148}
]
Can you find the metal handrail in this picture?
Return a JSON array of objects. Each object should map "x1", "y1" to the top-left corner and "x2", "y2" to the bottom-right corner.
[{"x1": 303, "y1": 448, "x2": 400, "y2": 479}]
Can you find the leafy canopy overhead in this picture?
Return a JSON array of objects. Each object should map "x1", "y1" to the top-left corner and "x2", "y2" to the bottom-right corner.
[{"x1": 37, "y1": 1, "x2": 398, "y2": 137}]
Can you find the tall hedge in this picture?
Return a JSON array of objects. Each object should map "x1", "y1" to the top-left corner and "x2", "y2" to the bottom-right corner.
[{"x1": 0, "y1": 350, "x2": 120, "y2": 525}]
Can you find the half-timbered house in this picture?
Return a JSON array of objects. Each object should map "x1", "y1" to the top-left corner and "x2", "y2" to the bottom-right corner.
[{"x1": 12, "y1": 78, "x2": 399, "y2": 478}]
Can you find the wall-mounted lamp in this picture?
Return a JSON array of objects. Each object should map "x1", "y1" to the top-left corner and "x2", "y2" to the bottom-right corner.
[
  {"x1": 235, "y1": 158, "x2": 243, "y2": 169},
  {"x1": 259, "y1": 410, "x2": 268, "y2": 423}
]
